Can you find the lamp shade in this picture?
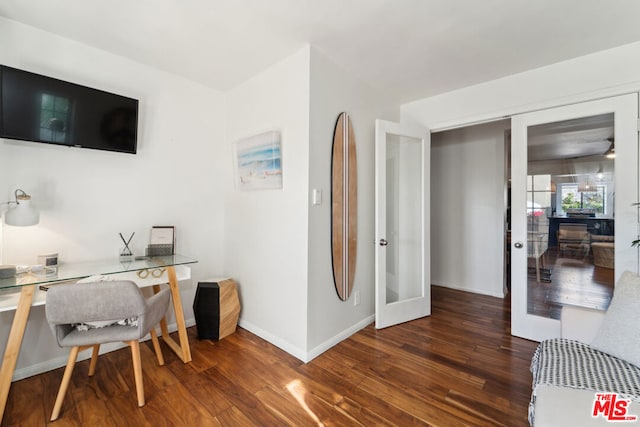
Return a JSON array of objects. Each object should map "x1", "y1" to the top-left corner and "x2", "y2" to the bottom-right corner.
[{"x1": 5, "y1": 193, "x2": 39, "y2": 226}]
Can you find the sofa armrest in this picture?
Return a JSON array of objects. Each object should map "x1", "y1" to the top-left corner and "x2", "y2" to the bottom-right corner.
[{"x1": 561, "y1": 305, "x2": 606, "y2": 342}]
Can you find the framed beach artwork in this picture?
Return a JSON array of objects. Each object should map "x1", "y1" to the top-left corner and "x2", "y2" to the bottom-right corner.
[{"x1": 234, "y1": 130, "x2": 283, "y2": 190}]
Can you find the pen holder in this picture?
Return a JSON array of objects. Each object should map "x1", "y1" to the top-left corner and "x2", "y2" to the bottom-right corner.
[
  {"x1": 118, "y1": 232, "x2": 135, "y2": 260},
  {"x1": 120, "y1": 246, "x2": 133, "y2": 260}
]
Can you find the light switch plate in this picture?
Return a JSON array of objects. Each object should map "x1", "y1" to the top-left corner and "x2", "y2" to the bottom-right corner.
[{"x1": 312, "y1": 189, "x2": 322, "y2": 205}]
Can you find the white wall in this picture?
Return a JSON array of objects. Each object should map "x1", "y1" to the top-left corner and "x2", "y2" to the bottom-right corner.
[
  {"x1": 430, "y1": 121, "x2": 508, "y2": 297},
  {"x1": 223, "y1": 47, "x2": 311, "y2": 360},
  {"x1": 306, "y1": 48, "x2": 399, "y2": 359},
  {"x1": 402, "y1": 40, "x2": 640, "y2": 131},
  {"x1": 0, "y1": 18, "x2": 228, "y2": 378}
]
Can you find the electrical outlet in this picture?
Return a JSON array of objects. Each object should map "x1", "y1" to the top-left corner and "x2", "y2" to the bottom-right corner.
[{"x1": 353, "y1": 290, "x2": 360, "y2": 306}]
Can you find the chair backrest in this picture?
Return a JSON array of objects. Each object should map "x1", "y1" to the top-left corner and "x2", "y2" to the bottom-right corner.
[
  {"x1": 45, "y1": 280, "x2": 146, "y2": 326},
  {"x1": 558, "y1": 223, "x2": 589, "y2": 240}
]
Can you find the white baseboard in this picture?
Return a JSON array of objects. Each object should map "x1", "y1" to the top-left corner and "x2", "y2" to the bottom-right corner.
[
  {"x1": 239, "y1": 315, "x2": 375, "y2": 363},
  {"x1": 432, "y1": 282, "x2": 505, "y2": 299},
  {"x1": 238, "y1": 319, "x2": 307, "y2": 362},
  {"x1": 305, "y1": 315, "x2": 374, "y2": 362}
]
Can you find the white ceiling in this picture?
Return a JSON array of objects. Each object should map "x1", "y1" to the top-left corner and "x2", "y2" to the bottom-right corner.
[
  {"x1": 528, "y1": 114, "x2": 614, "y2": 162},
  {"x1": 3, "y1": 0, "x2": 640, "y2": 102}
]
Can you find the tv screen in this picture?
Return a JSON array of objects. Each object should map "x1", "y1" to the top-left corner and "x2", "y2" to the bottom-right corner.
[{"x1": 0, "y1": 65, "x2": 138, "y2": 154}]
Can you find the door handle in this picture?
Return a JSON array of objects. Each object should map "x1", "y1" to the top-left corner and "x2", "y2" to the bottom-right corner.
[
  {"x1": 379, "y1": 238, "x2": 388, "y2": 246},
  {"x1": 514, "y1": 241, "x2": 524, "y2": 249}
]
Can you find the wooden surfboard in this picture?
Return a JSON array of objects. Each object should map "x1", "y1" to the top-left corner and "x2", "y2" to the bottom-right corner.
[{"x1": 331, "y1": 112, "x2": 357, "y2": 301}]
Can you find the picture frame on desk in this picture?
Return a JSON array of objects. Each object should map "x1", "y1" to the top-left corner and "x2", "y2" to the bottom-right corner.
[{"x1": 147, "y1": 226, "x2": 175, "y2": 256}]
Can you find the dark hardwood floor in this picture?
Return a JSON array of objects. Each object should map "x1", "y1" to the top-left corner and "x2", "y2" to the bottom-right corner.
[
  {"x1": 3, "y1": 286, "x2": 538, "y2": 426},
  {"x1": 528, "y1": 247, "x2": 614, "y2": 319}
]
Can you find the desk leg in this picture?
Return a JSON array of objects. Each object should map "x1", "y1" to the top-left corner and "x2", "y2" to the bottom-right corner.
[
  {"x1": 534, "y1": 240, "x2": 541, "y2": 283},
  {"x1": 0, "y1": 285, "x2": 35, "y2": 421},
  {"x1": 154, "y1": 267, "x2": 191, "y2": 363}
]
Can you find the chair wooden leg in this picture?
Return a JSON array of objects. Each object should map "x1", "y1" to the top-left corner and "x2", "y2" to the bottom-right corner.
[
  {"x1": 128, "y1": 340, "x2": 145, "y2": 407},
  {"x1": 51, "y1": 346, "x2": 80, "y2": 421},
  {"x1": 88, "y1": 344, "x2": 100, "y2": 376},
  {"x1": 150, "y1": 328, "x2": 164, "y2": 366}
]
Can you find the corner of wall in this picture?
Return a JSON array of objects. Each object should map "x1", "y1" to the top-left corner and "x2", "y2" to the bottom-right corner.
[
  {"x1": 306, "y1": 47, "x2": 399, "y2": 354},
  {"x1": 222, "y1": 45, "x2": 312, "y2": 357}
]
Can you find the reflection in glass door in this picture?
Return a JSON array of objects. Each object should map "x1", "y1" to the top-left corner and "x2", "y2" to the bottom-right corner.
[
  {"x1": 511, "y1": 94, "x2": 637, "y2": 342},
  {"x1": 526, "y1": 114, "x2": 615, "y2": 320},
  {"x1": 526, "y1": 174, "x2": 552, "y2": 284},
  {"x1": 385, "y1": 134, "x2": 423, "y2": 303}
]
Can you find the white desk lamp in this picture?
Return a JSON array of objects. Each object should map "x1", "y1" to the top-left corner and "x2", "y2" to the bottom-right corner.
[
  {"x1": 4, "y1": 189, "x2": 39, "y2": 226},
  {"x1": 0, "y1": 189, "x2": 39, "y2": 267}
]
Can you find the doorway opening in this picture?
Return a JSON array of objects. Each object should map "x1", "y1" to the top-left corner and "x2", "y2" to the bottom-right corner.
[{"x1": 431, "y1": 114, "x2": 616, "y2": 319}]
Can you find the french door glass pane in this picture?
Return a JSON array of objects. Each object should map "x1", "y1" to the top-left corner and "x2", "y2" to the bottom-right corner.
[
  {"x1": 526, "y1": 113, "x2": 615, "y2": 319},
  {"x1": 386, "y1": 134, "x2": 423, "y2": 303}
]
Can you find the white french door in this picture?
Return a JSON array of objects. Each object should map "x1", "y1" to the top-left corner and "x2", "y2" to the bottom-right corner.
[
  {"x1": 374, "y1": 119, "x2": 430, "y2": 329},
  {"x1": 511, "y1": 93, "x2": 638, "y2": 342}
]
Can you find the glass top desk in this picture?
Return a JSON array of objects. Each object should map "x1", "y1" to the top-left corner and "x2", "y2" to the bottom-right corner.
[{"x1": 0, "y1": 254, "x2": 197, "y2": 421}]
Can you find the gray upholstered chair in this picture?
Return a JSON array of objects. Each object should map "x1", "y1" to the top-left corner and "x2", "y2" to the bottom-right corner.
[{"x1": 45, "y1": 280, "x2": 170, "y2": 421}]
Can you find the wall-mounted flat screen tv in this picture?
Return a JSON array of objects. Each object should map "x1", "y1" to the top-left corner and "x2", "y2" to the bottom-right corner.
[{"x1": 0, "y1": 65, "x2": 138, "y2": 154}]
